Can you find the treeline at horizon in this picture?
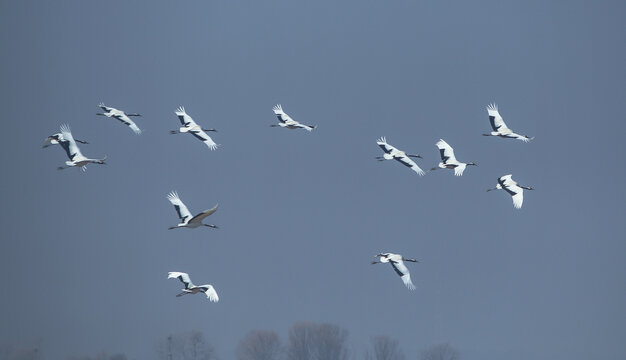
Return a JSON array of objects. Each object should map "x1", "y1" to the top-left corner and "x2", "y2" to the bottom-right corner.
[{"x1": 1, "y1": 320, "x2": 459, "y2": 360}]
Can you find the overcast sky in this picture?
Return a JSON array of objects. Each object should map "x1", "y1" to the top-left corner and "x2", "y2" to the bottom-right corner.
[{"x1": 1, "y1": 1, "x2": 625, "y2": 359}]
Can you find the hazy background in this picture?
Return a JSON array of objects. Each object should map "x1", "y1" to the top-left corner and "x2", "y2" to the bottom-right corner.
[{"x1": 1, "y1": 0, "x2": 625, "y2": 359}]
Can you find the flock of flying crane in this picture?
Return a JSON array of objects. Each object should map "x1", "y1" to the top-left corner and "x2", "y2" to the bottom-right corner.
[{"x1": 44, "y1": 101, "x2": 534, "y2": 295}]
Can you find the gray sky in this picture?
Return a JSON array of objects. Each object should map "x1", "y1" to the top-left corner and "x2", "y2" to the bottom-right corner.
[{"x1": 1, "y1": 1, "x2": 625, "y2": 359}]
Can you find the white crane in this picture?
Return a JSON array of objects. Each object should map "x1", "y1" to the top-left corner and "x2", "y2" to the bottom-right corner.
[
  {"x1": 271, "y1": 104, "x2": 316, "y2": 131},
  {"x1": 376, "y1": 137, "x2": 425, "y2": 176},
  {"x1": 431, "y1": 139, "x2": 477, "y2": 176},
  {"x1": 97, "y1": 103, "x2": 143, "y2": 135},
  {"x1": 43, "y1": 131, "x2": 88, "y2": 148},
  {"x1": 483, "y1": 104, "x2": 533, "y2": 142},
  {"x1": 56, "y1": 124, "x2": 106, "y2": 171},
  {"x1": 487, "y1": 174, "x2": 534, "y2": 209},
  {"x1": 372, "y1": 253, "x2": 418, "y2": 290},
  {"x1": 170, "y1": 107, "x2": 219, "y2": 150},
  {"x1": 167, "y1": 191, "x2": 219, "y2": 230},
  {"x1": 168, "y1": 272, "x2": 219, "y2": 302}
]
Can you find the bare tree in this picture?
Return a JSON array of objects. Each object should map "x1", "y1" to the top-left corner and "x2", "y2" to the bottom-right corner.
[
  {"x1": 66, "y1": 354, "x2": 126, "y2": 360},
  {"x1": 236, "y1": 330, "x2": 282, "y2": 360},
  {"x1": 420, "y1": 343, "x2": 459, "y2": 360},
  {"x1": 156, "y1": 331, "x2": 218, "y2": 360},
  {"x1": 365, "y1": 335, "x2": 405, "y2": 360},
  {"x1": 286, "y1": 322, "x2": 315, "y2": 360},
  {"x1": 3, "y1": 347, "x2": 40, "y2": 360},
  {"x1": 286, "y1": 321, "x2": 349, "y2": 360},
  {"x1": 185, "y1": 330, "x2": 217, "y2": 360},
  {"x1": 155, "y1": 335, "x2": 171, "y2": 360},
  {"x1": 310, "y1": 323, "x2": 349, "y2": 360},
  {"x1": 66, "y1": 353, "x2": 127, "y2": 360},
  {"x1": 0, "y1": 340, "x2": 41, "y2": 360}
]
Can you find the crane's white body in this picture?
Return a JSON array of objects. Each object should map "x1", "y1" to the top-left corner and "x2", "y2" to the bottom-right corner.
[
  {"x1": 434, "y1": 139, "x2": 476, "y2": 176},
  {"x1": 376, "y1": 137, "x2": 425, "y2": 175},
  {"x1": 488, "y1": 174, "x2": 533, "y2": 209},
  {"x1": 173, "y1": 107, "x2": 219, "y2": 150},
  {"x1": 372, "y1": 253, "x2": 418, "y2": 290},
  {"x1": 484, "y1": 104, "x2": 533, "y2": 142},
  {"x1": 167, "y1": 191, "x2": 219, "y2": 229},
  {"x1": 97, "y1": 103, "x2": 142, "y2": 135},
  {"x1": 56, "y1": 124, "x2": 106, "y2": 171},
  {"x1": 271, "y1": 104, "x2": 316, "y2": 131},
  {"x1": 168, "y1": 272, "x2": 219, "y2": 302}
]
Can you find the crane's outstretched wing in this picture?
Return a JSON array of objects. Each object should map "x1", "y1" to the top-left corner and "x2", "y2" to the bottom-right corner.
[
  {"x1": 59, "y1": 124, "x2": 83, "y2": 160},
  {"x1": 500, "y1": 132, "x2": 534, "y2": 142},
  {"x1": 201, "y1": 285, "x2": 219, "y2": 302},
  {"x1": 273, "y1": 104, "x2": 294, "y2": 123},
  {"x1": 291, "y1": 122, "x2": 316, "y2": 131},
  {"x1": 389, "y1": 260, "x2": 416, "y2": 290},
  {"x1": 112, "y1": 114, "x2": 141, "y2": 134},
  {"x1": 189, "y1": 204, "x2": 219, "y2": 224},
  {"x1": 376, "y1": 137, "x2": 396, "y2": 154},
  {"x1": 168, "y1": 272, "x2": 194, "y2": 289},
  {"x1": 189, "y1": 129, "x2": 219, "y2": 150},
  {"x1": 498, "y1": 175, "x2": 524, "y2": 208},
  {"x1": 43, "y1": 133, "x2": 63, "y2": 148},
  {"x1": 486, "y1": 103, "x2": 509, "y2": 132},
  {"x1": 435, "y1": 139, "x2": 457, "y2": 164},
  {"x1": 167, "y1": 191, "x2": 193, "y2": 223},
  {"x1": 453, "y1": 163, "x2": 467, "y2": 177},
  {"x1": 498, "y1": 174, "x2": 515, "y2": 187},
  {"x1": 175, "y1": 107, "x2": 196, "y2": 127},
  {"x1": 98, "y1": 103, "x2": 115, "y2": 113},
  {"x1": 393, "y1": 156, "x2": 425, "y2": 176},
  {"x1": 510, "y1": 189, "x2": 524, "y2": 209}
]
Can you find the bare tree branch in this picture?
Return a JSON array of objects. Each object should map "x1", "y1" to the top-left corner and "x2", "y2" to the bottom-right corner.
[
  {"x1": 236, "y1": 330, "x2": 282, "y2": 360},
  {"x1": 286, "y1": 321, "x2": 349, "y2": 360},
  {"x1": 420, "y1": 343, "x2": 459, "y2": 360},
  {"x1": 365, "y1": 335, "x2": 405, "y2": 360},
  {"x1": 155, "y1": 331, "x2": 218, "y2": 360}
]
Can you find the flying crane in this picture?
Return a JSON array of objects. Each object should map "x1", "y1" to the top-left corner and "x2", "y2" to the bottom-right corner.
[
  {"x1": 376, "y1": 137, "x2": 425, "y2": 175},
  {"x1": 168, "y1": 272, "x2": 219, "y2": 302},
  {"x1": 487, "y1": 174, "x2": 534, "y2": 209},
  {"x1": 483, "y1": 104, "x2": 533, "y2": 142},
  {"x1": 431, "y1": 139, "x2": 477, "y2": 176},
  {"x1": 170, "y1": 107, "x2": 219, "y2": 150},
  {"x1": 372, "y1": 253, "x2": 419, "y2": 290},
  {"x1": 167, "y1": 191, "x2": 219, "y2": 230},
  {"x1": 97, "y1": 103, "x2": 143, "y2": 135}
]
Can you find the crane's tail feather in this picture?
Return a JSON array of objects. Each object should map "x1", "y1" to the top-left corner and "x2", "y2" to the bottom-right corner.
[{"x1": 486, "y1": 103, "x2": 498, "y2": 112}]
